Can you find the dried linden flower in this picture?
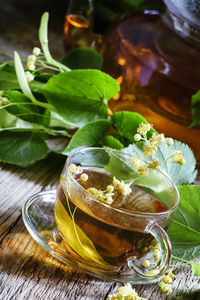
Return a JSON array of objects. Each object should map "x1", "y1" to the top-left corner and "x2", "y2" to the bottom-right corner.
[
  {"x1": 130, "y1": 156, "x2": 144, "y2": 171},
  {"x1": 147, "y1": 159, "x2": 160, "y2": 170},
  {"x1": 68, "y1": 164, "x2": 77, "y2": 173},
  {"x1": 153, "y1": 249, "x2": 161, "y2": 262},
  {"x1": 113, "y1": 177, "x2": 132, "y2": 196},
  {"x1": 137, "y1": 123, "x2": 151, "y2": 136},
  {"x1": 143, "y1": 141, "x2": 157, "y2": 157},
  {"x1": 107, "y1": 283, "x2": 147, "y2": 300},
  {"x1": 158, "y1": 281, "x2": 173, "y2": 295},
  {"x1": 150, "y1": 132, "x2": 165, "y2": 144},
  {"x1": 137, "y1": 165, "x2": 148, "y2": 176},
  {"x1": 80, "y1": 173, "x2": 88, "y2": 182},
  {"x1": 172, "y1": 150, "x2": 185, "y2": 165},
  {"x1": 107, "y1": 185, "x2": 114, "y2": 193},
  {"x1": 143, "y1": 260, "x2": 150, "y2": 268}
]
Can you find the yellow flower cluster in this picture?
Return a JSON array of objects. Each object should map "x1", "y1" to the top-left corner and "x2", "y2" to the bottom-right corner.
[
  {"x1": 68, "y1": 163, "x2": 83, "y2": 175},
  {"x1": 87, "y1": 186, "x2": 114, "y2": 204},
  {"x1": 172, "y1": 150, "x2": 185, "y2": 165},
  {"x1": 113, "y1": 176, "x2": 132, "y2": 196},
  {"x1": 68, "y1": 164, "x2": 88, "y2": 182},
  {"x1": 158, "y1": 269, "x2": 175, "y2": 295},
  {"x1": 107, "y1": 283, "x2": 147, "y2": 300},
  {"x1": 87, "y1": 177, "x2": 131, "y2": 204},
  {"x1": 131, "y1": 122, "x2": 186, "y2": 176}
]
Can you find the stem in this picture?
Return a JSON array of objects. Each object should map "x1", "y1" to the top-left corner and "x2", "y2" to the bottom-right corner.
[
  {"x1": 14, "y1": 51, "x2": 54, "y2": 111},
  {"x1": 39, "y1": 12, "x2": 71, "y2": 73}
]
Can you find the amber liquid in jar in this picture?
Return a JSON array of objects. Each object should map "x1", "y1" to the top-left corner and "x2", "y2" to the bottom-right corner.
[{"x1": 103, "y1": 11, "x2": 200, "y2": 160}]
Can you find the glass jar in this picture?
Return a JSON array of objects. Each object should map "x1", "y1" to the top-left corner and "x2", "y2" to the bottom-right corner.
[{"x1": 103, "y1": 0, "x2": 200, "y2": 160}]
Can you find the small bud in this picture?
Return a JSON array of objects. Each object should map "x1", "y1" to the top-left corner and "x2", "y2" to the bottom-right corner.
[
  {"x1": 134, "y1": 133, "x2": 141, "y2": 142},
  {"x1": 104, "y1": 193, "x2": 113, "y2": 204},
  {"x1": 68, "y1": 164, "x2": 77, "y2": 173},
  {"x1": 107, "y1": 185, "x2": 114, "y2": 193},
  {"x1": 145, "y1": 269, "x2": 160, "y2": 276},
  {"x1": 25, "y1": 71, "x2": 35, "y2": 83},
  {"x1": 166, "y1": 138, "x2": 174, "y2": 146},
  {"x1": 75, "y1": 166, "x2": 83, "y2": 174},
  {"x1": 27, "y1": 54, "x2": 36, "y2": 63},
  {"x1": 143, "y1": 260, "x2": 150, "y2": 268},
  {"x1": 33, "y1": 47, "x2": 41, "y2": 56},
  {"x1": 153, "y1": 249, "x2": 161, "y2": 262},
  {"x1": 27, "y1": 62, "x2": 35, "y2": 71},
  {"x1": 80, "y1": 173, "x2": 88, "y2": 182},
  {"x1": 43, "y1": 38, "x2": 48, "y2": 44},
  {"x1": 0, "y1": 90, "x2": 3, "y2": 97}
]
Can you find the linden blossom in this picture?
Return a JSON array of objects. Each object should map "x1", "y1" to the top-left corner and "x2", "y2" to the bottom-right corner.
[
  {"x1": 107, "y1": 283, "x2": 147, "y2": 300},
  {"x1": 131, "y1": 123, "x2": 185, "y2": 176}
]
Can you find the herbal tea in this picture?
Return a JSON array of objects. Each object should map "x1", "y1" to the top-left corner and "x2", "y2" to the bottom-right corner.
[{"x1": 55, "y1": 167, "x2": 168, "y2": 269}]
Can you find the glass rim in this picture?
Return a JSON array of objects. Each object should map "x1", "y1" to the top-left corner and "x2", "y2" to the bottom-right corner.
[{"x1": 66, "y1": 147, "x2": 180, "y2": 218}]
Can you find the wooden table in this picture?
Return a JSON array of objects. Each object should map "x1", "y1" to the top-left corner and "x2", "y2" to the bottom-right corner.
[{"x1": 0, "y1": 1, "x2": 200, "y2": 299}]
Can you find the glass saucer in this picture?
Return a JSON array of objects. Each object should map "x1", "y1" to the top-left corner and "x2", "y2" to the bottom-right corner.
[{"x1": 22, "y1": 190, "x2": 158, "y2": 284}]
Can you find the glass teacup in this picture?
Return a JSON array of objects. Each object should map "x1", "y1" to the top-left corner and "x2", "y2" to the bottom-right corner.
[{"x1": 54, "y1": 147, "x2": 179, "y2": 283}]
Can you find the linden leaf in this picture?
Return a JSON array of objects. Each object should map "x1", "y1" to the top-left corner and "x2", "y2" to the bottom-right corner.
[
  {"x1": 0, "y1": 131, "x2": 49, "y2": 164},
  {"x1": 192, "y1": 263, "x2": 200, "y2": 276},
  {"x1": 111, "y1": 111, "x2": 155, "y2": 143},
  {"x1": 61, "y1": 47, "x2": 103, "y2": 70},
  {"x1": 63, "y1": 119, "x2": 111, "y2": 154},
  {"x1": 43, "y1": 69, "x2": 119, "y2": 127},
  {"x1": 167, "y1": 185, "x2": 200, "y2": 261},
  {"x1": 156, "y1": 140, "x2": 197, "y2": 185}
]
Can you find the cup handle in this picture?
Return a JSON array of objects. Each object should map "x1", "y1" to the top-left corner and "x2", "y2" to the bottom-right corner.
[{"x1": 128, "y1": 223, "x2": 172, "y2": 279}]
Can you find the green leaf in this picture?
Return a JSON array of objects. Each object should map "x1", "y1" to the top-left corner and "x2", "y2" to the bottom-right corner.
[
  {"x1": 190, "y1": 90, "x2": 200, "y2": 128},
  {"x1": 103, "y1": 135, "x2": 124, "y2": 150},
  {"x1": 44, "y1": 69, "x2": 119, "y2": 127},
  {"x1": 62, "y1": 47, "x2": 103, "y2": 70},
  {"x1": 167, "y1": 185, "x2": 200, "y2": 261},
  {"x1": 105, "y1": 146, "x2": 176, "y2": 207},
  {"x1": 0, "y1": 64, "x2": 19, "y2": 90},
  {"x1": 104, "y1": 146, "x2": 140, "y2": 181},
  {"x1": 0, "y1": 109, "x2": 17, "y2": 128},
  {"x1": 192, "y1": 263, "x2": 200, "y2": 276},
  {"x1": 111, "y1": 111, "x2": 155, "y2": 142},
  {"x1": 4, "y1": 90, "x2": 42, "y2": 123},
  {"x1": 0, "y1": 131, "x2": 49, "y2": 164},
  {"x1": 156, "y1": 140, "x2": 197, "y2": 185},
  {"x1": 63, "y1": 119, "x2": 111, "y2": 154},
  {"x1": 104, "y1": 139, "x2": 197, "y2": 186}
]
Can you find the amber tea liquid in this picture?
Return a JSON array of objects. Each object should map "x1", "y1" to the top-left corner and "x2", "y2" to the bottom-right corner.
[{"x1": 55, "y1": 167, "x2": 168, "y2": 269}]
